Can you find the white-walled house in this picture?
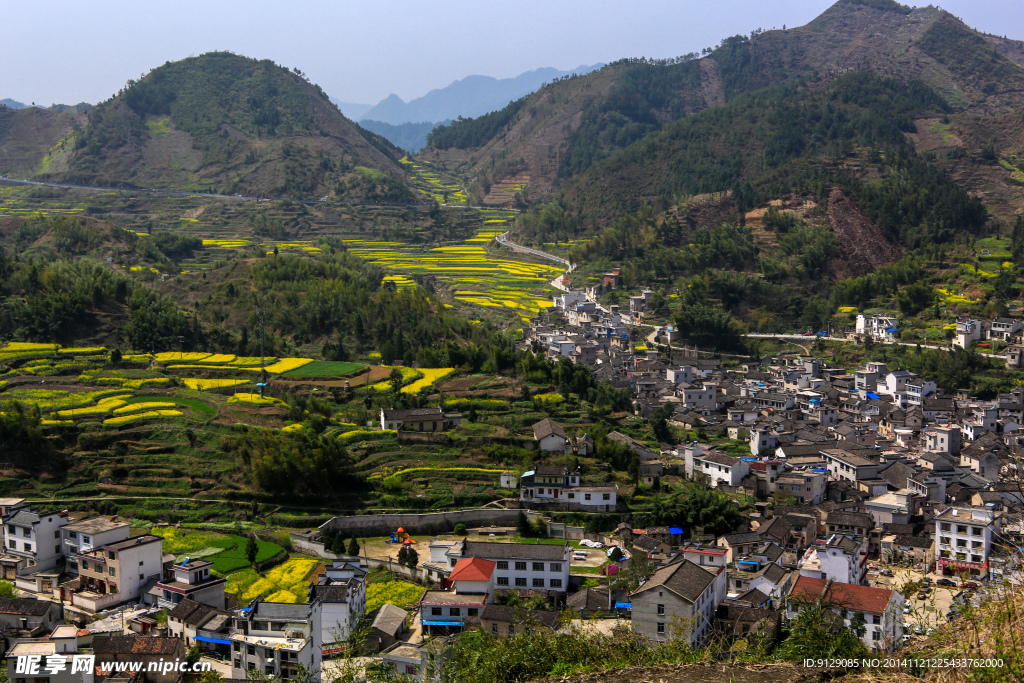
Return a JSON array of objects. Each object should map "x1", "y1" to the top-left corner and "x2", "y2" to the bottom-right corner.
[
  {"x1": 231, "y1": 599, "x2": 322, "y2": 680},
  {"x1": 788, "y1": 576, "x2": 903, "y2": 652},
  {"x1": 446, "y1": 540, "x2": 571, "y2": 593},
  {"x1": 62, "y1": 517, "x2": 131, "y2": 575},
  {"x1": 694, "y1": 453, "x2": 750, "y2": 488},
  {"x1": 629, "y1": 558, "x2": 727, "y2": 646},
  {"x1": 154, "y1": 558, "x2": 227, "y2": 610},
  {"x1": 532, "y1": 419, "x2": 569, "y2": 452},
  {"x1": 935, "y1": 506, "x2": 1000, "y2": 578},
  {"x1": 3, "y1": 508, "x2": 72, "y2": 573}
]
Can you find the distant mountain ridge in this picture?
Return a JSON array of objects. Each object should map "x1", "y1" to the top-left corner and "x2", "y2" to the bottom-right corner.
[
  {"x1": 355, "y1": 64, "x2": 603, "y2": 125},
  {"x1": 420, "y1": 0, "x2": 1024, "y2": 207}
]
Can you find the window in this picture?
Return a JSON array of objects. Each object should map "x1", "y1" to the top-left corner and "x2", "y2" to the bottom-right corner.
[
  {"x1": 23, "y1": 543, "x2": 31, "y2": 553},
  {"x1": 656, "y1": 623, "x2": 665, "y2": 634},
  {"x1": 515, "y1": 578, "x2": 527, "y2": 587},
  {"x1": 496, "y1": 561, "x2": 508, "y2": 570},
  {"x1": 957, "y1": 526, "x2": 967, "y2": 534},
  {"x1": 248, "y1": 646, "x2": 256, "y2": 656},
  {"x1": 139, "y1": 561, "x2": 144, "y2": 566},
  {"x1": 468, "y1": 608, "x2": 478, "y2": 617},
  {"x1": 972, "y1": 527, "x2": 982, "y2": 536},
  {"x1": 431, "y1": 608, "x2": 442, "y2": 616},
  {"x1": 496, "y1": 577, "x2": 509, "y2": 586},
  {"x1": 68, "y1": 531, "x2": 77, "y2": 539},
  {"x1": 971, "y1": 555, "x2": 982, "y2": 563},
  {"x1": 5, "y1": 525, "x2": 11, "y2": 535},
  {"x1": 533, "y1": 562, "x2": 544, "y2": 572},
  {"x1": 568, "y1": 493, "x2": 575, "y2": 499},
  {"x1": 549, "y1": 579, "x2": 562, "y2": 588},
  {"x1": 956, "y1": 539, "x2": 967, "y2": 547},
  {"x1": 603, "y1": 494, "x2": 610, "y2": 501},
  {"x1": 55, "y1": 545, "x2": 60, "y2": 554},
  {"x1": 54, "y1": 530, "x2": 60, "y2": 539},
  {"x1": 515, "y1": 562, "x2": 526, "y2": 571},
  {"x1": 247, "y1": 663, "x2": 255, "y2": 672},
  {"x1": 657, "y1": 604, "x2": 665, "y2": 615},
  {"x1": 872, "y1": 631, "x2": 880, "y2": 641},
  {"x1": 82, "y1": 536, "x2": 90, "y2": 544},
  {"x1": 265, "y1": 666, "x2": 274, "y2": 675},
  {"x1": 81, "y1": 561, "x2": 88, "y2": 571},
  {"x1": 584, "y1": 494, "x2": 592, "y2": 501},
  {"x1": 532, "y1": 578, "x2": 544, "y2": 587},
  {"x1": 449, "y1": 608, "x2": 460, "y2": 617},
  {"x1": 234, "y1": 660, "x2": 241, "y2": 670},
  {"x1": 508, "y1": 624, "x2": 515, "y2": 635},
  {"x1": 6, "y1": 541, "x2": 12, "y2": 550},
  {"x1": 550, "y1": 563, "x2": 562, "y2": 572},
  {"x1": 492, "y1": 623, "x2": 498, "y2": 634},
  {"x1": 264, "y1": 648, "x2": 274, "y2": 659},
  {"x1": 233, "y1": 643, "x2": 240, "y2": 652}
]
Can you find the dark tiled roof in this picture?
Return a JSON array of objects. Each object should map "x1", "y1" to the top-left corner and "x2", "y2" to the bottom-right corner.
[
  {"x1": 370, "y1": 603, "x2": 407, "y2": 636},
  {"x1": 631, "y1": 559, "x2": 718, "y2": 603},
  {"x1": 93, "y1": 636, "x2": 183, "y2": 655},
  {"x1": 382, "y1": 407, "x2": 444, "y2": 421},
  {"x1": 480, "y1": 604, "x2": 560, "y2": 628},
  {"x1": 167, "y1": 599, "x2": 216, "y2": 625},
  {"x1": 460, "y1": 539, "x2": 566, "y2": 561},
  {"x1": 566, "y1": 586, "x2": 610, "y2": 612},
  {"x1": 309, "y1": 584, "x2": 353, "y2": 603},
  {"x1": 252, "y1": 601, "x2": 312, "y2": 620},
  {"x1": 826, "y1": 511, "x2": 875, "y2": 529},
  {"x1": 722, "y1": 532, "x2": 762, "y2": 545},
  {"x1": 532, "y1": 418, "x2": 566, "y2": 441},
  {"x1": 0, "y1": 598, "x2": 55, "y2": 616}
]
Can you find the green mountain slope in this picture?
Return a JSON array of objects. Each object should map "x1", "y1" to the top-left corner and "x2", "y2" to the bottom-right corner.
[
  {"x1": 47, "y1": 52, "x2": 413, "y2": 201},
  {"x1": 422, "y1": 0, "x2": 1024, "y2": 207}
]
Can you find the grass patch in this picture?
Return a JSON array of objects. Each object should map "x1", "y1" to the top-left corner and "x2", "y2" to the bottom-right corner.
[{"x1": 282, "y1": 361, "x2": 365, "y2": 378}]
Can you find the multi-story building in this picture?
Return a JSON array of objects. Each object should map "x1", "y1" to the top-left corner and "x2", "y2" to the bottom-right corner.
[
  {"x1": 774, "y1": 470, "x2": 825, "y2": 505},
  {"x1": 3, "y1": 508, "x2": 72, "y2": 573},
  {"x1": 822, "y1": 449, "x2": 881, "y2": 482},
  {"x1": 308, "y1": 562, "x2": 366, "y2": 654},
  {"x1": 923, "y1": 425, "x2": 961, "y2": 456},
  {"x1": 856, "y1": 314, "x2": 899, "y2": 341},
  {"x1": 445, "y1": 540, "x2": 571, "y2": 593},
  {"x1": 6, "y1": 637, "x2": 92, "y2": 683},
  {"x1": 61, "y1": 517, "x2": 131, "y2": 575},
  {"x1": 787, "y1": 576, "x2": 903, "y2": 652},
  {"x1": 935, "y1": 506, "x2": 1001, "y2": 578},
  {"x1": 694, "y1": 453, "x2": 750, "y2": 488},
  {"x1": 72, "y1": 535, "x2": 164, "y2": 612},
  {"x1": 230, "y1": 599, "x2": 322, "y2": 680},
  {"x1": 797, "y1": 534, "x2": 868, "y2": 585},
  {"x1": 630, "y1": 558, "x2": 727, "y2": 646},
  {"x1": 519, "y1": 466, "x2": 617, "y2": 511},
  {"x1": 154, "y1": 558, "x2": 227, "y2": 610}
]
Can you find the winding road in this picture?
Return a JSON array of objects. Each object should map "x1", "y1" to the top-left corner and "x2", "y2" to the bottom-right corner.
[{"x1": 495, "y1": 231, "x2": 574, "y2": 292}]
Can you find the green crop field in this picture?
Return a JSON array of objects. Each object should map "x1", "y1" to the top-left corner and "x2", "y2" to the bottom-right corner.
[{"x1": 282, "y1": 361, "x2": 366, "y2": 378}]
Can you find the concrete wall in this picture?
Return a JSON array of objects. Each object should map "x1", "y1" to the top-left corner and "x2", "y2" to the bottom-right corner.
[{"x1": 319, "y1": 509, "x2": 525, "y2": 537}]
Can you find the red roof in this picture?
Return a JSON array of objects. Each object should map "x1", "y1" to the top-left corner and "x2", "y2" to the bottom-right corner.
[
  {"x1": 748, "y1": 462, "x2": 768, "y2": 471},
  {"x1": 789, "y1": 576, "x2": 895, "y2": 614},
  {"x1": 448, "y1": 557, "x2": 495, "y2": 582}
]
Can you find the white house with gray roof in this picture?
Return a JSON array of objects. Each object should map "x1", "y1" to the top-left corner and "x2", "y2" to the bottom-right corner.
[
  {"x1": 61, "y1": 516, "x2": 131, "y2": 575},
  {"x1": 230, "y1": 598, "x2": 322, "y2": 679},
  {"x1": 2, "y1": 508, "x2": 71, "y2": 573},
  {"x1": 630, "y1": 558, "x2": 727, "y2": 646}
]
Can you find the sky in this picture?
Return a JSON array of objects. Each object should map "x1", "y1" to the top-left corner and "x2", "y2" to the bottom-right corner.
[{"x1": 3, "y1": 0, "x2": 1023, "y2": 107}]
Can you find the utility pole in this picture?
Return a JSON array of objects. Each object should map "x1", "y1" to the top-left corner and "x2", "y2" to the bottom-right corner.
[{"x1": 258, "y1": 309, "x2": 267, "y2": 399}]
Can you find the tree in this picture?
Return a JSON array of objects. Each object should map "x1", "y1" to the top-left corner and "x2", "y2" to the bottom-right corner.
[
  {"x1": 0, "y1": 581, "x2": 17, "y2": 598},
  {"x1": 347, "y1": 537, "x2": 360, "y2": 556},
  {"x1": 608, "y1": 547, "x2": 623, "y2": 562},
  {"x1": 516, "y1": 511, "x2": 532, "y2": 537},
  {"x1": 774, "y1": 599, "x2": 869, "y2": 661},
  {"x1": 388, "y1": 367, "x2": 404, "y2": 392},
  {"x1": 405, "y1": 546, "x2": 419, "y2": 567},
  {"x1": 454, "y1": 523, "x2": 467, "y2": 535},
  {"x1": 397, "y1": 545, "x2": 409, "y2": 566},
  {"x1": 532, "y1": 517, "x2": 547, "y2": 537},
  {"x1": 109, "y1": 348, "x2": 122, "y2": 364},
  {"x1": 245, "y1": 535, "x2": 258, "y2": 565}
]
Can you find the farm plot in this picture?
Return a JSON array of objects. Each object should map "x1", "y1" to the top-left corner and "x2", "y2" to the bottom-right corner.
[{"x1": 282, "y1": 361, "x2": 366, "y2": 378}]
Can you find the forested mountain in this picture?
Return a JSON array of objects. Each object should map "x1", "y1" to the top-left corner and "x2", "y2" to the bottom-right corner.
[
  {"x1": 21, "y1": 53, "x2": 415, "y2": 201},
  {"x1": 421, "y1": 0, "x2": 1024, "y2": 207}
]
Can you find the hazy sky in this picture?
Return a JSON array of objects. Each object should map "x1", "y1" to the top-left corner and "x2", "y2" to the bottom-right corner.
[{"x1": 3, "y1": 1, "x2": 1023, "y2": 107}]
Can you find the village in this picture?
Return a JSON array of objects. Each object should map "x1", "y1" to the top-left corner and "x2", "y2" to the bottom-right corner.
[{"x1": 0, "y1": 277, "x2": 1021, "y2": 682}]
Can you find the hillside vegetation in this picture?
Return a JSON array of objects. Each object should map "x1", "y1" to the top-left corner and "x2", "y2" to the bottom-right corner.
[
  {"x1": 421, "y1": 0, "x2": 1024, "y2": 211},
  {"x1": 44, "y1": 52, "x2": 414, "y2": 201}
]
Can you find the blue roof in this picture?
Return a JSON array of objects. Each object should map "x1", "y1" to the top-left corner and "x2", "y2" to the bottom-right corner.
[
  {"x1": 886, "y1": 328, "x2": 899, "y2": 332},
  {"x1": 865, "y1": 392, "x2": 881, "y2": 399},
  {"x1": 422, "y1": 620, "x2": 463, "y2": 626},
  {"x1": 614, "y1": 602, "x2": 632, "y2": 609},
  {"x1": 194, "y1": 635, "x2": 231, "y2": 645},
  {"x1": 669, "y1": 527, "x2": 684, "y2": 535}
]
